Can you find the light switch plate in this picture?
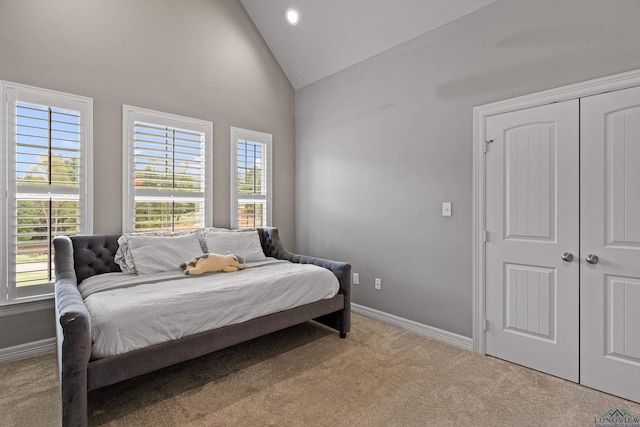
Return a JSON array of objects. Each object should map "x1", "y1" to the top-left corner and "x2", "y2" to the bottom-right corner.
[{"x1": 442, "y1": 202, "x2": 452, "y2": 217}]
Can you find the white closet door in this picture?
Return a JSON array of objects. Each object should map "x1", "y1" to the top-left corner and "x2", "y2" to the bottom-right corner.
[
  {"x1": 581, "y1": 85, "x2": 640, "y2": 402},
  {"x1": 485, "y1": 100, "x2": 580, "y2": 382}
]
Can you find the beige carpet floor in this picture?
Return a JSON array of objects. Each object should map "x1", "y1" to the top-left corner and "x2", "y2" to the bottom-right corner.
[{"x1": 1, "y1": 313, "x2": 640, "y2": 426}]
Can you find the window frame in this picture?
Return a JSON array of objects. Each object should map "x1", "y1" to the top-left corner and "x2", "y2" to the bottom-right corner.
[
  {"x1": 0, "y1": 80, "x2": 93, "y2": 305},
  {"x1": 122, "y1": 105, "x2": 213, "y2": 232},
  {"x1": 230, "y1": 127, "x2": 273, "y2": 229}
]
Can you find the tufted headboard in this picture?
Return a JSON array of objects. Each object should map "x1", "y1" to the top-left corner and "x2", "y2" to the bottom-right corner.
[
  {"x1": 62, "y1": 228, "x2": 281, "y2": 285},
  {"x1": 68, "y1": 234, "x2": 122, "y2": 284}
]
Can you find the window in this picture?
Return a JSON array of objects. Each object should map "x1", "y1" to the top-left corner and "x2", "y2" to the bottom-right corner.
[
  {"x1": 123, "y1": 105, "x2": 213, "y2": 232},
  {"x1": 231, "y1": 127, "x2": 272, "y2": 229},
  {"x1": 0, "y1": 81, "x2": 93, "y2": 303}
]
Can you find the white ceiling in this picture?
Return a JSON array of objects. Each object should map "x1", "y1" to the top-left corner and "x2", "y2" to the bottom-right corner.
[{"x1": 240, "y1": 0, "x2": 496, "y2": 89}]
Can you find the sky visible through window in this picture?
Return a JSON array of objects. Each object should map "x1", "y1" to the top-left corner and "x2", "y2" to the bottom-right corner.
[
  {"x1": 133, "y1": 121, "x2": 204, "y2": 192},
  {"x1": 16, "y1": 101, "x2": 80, "y2": 181}
]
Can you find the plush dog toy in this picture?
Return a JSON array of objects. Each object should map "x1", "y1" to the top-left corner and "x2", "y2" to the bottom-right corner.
[{"x1": 180, "y1": 253, "x2": 245, "y2": 275}]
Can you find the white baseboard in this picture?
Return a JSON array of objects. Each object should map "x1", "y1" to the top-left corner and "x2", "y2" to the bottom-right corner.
[
  {"x1": 351, "y1": 303, "x2": 473, "y2": 351},
  {"x1": 0, "y1": 337, "x2": 56, "y2": 363}
]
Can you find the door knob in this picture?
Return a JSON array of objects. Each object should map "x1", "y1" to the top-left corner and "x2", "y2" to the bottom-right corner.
[
  {"x1": 561, "y1": 252, "x2": 574, "y2": 262},
  {"x1": 586, "y1": 254, "x2": 599, "y2": 264}
]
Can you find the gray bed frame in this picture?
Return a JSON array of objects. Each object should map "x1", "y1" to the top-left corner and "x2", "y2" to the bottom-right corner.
[{"x1": 53, "y1": 227, "x2": 350, "y2": 427}]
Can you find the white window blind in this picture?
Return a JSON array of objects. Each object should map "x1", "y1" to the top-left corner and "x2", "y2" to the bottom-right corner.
[
  {"x1": 1, "y1": 81, "x2": 93, "y2": 303},
  {"x1": 231, "y1": 127, "x2": 272, "y2": 229},
  {"x1": 123, "y1": 106, "x2": 213, "y2": 232}
]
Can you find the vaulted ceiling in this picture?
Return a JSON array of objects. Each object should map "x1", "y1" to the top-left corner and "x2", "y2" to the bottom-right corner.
[{"x1": 240, "y1": 0, "x2": 496, "y2": 89}]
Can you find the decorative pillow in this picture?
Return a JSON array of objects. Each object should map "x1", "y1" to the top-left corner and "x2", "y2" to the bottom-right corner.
[
  {"x1": 203, "y1": 229, "x2": 267, "y2": 262},
  {"x1": 114, "y1": 235, "x2": 135, "y2": 273},
  {"x1": 127, "y1": 232, "x2": 205, "y2": 275},
  {"x1": 115, "y1": 229, "x2": 204, "y2": 273}
]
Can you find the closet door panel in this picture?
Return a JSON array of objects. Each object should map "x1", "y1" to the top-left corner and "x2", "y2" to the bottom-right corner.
[
  {"x1": 581, "y1": 85, "x2": 640, "y2": 403},
  {"x1": 485, "y1": 100, "x2": 579, "y2": 382}
]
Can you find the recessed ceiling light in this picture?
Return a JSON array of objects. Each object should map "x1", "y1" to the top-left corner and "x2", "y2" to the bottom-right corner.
[{"x1": 286, "y1": 8, "x2": 299, "y2": 26}]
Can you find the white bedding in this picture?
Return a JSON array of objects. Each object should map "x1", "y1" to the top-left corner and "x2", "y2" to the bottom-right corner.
[{"x1": 80, "y1": 259, "x2": 339, "y2": 359}]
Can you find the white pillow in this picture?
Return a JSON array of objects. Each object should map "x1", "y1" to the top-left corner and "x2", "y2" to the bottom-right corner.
[
  {"x1": 115, "y1": 229, "x2": 205, "y2": 273},
  {"x1": 203, "y1": 230, "x2": 267, "y2": 262},
  {"x1": 128, "y1": 232, "x2": 204, "y2": 275}
]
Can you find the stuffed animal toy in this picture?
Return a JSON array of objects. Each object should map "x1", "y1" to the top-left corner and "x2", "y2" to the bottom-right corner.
[{"x1": 180, "y1": 253, "x2": 246, "y2": 275}]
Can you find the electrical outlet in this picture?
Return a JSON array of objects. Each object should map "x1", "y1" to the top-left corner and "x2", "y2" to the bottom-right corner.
[
  {"x1": 375, "y1": 278, "x2": 381, "y2": 290},
  {"x1": 353, "y1": 273, "x2": 359, "y2": 285}
]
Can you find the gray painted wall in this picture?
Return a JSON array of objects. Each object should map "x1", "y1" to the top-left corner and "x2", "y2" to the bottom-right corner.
[
  {"x1": 295, "y1": 0, "x2": 640, "y2": 338},
  {"x1": 0, "y1": 0, "x2": 294, "y2": 351}
]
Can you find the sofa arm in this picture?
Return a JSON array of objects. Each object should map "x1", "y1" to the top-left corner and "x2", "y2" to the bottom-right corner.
[
  {"x1": 258, "y1": 227, "x2": 351, "y2": 334},
  {"x1": 258, "y1": 227, "x2": 351, "y2": 290},
  {"x1": 53, "y1": 236, "x2": 92, "y2": 427}
]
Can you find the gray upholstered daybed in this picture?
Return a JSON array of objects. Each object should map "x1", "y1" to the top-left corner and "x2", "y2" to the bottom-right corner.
[{"x1": 53, "y1": 227, "x2": 350, "y2": 427}]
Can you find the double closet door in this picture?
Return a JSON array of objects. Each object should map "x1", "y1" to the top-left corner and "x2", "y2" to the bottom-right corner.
[{"x1": 484, "y1": 85, "x2": 640, "y2": 403}]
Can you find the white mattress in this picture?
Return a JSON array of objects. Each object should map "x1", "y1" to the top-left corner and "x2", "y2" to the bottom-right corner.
[{"x1": 79, "y1": 259, "x2": 339, "y2": 359}]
